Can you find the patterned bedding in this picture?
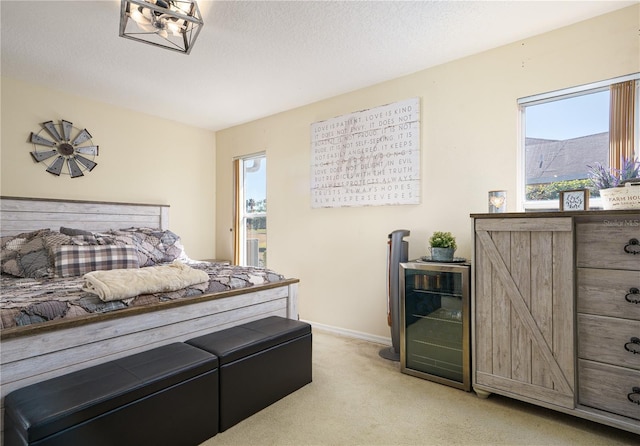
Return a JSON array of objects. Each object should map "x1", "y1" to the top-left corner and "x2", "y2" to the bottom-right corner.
[
  {"x1": 0, "y1": 261, "x2": 285, "y2": 330},
  {"x1": 0, "y1": 225, "x2": 286, "y2": 331}
]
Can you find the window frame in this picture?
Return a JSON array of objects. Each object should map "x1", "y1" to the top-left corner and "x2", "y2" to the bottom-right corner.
[
  {"x1": 233, "y1": 152, "x2": 267, "y2": 267},
  {"x1": 517, "y1": 73, "x2": 640, "y2": 211}
]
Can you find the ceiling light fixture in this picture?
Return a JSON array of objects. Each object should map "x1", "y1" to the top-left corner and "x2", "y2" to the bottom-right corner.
[{"x1": 119, "y1": 0, "x2": 203, "y2": 55}]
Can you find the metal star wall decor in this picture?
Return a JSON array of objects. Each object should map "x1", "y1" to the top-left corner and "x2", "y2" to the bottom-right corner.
[{"x1": 29, "y1": 120, "x2": 99, "y2": 178}]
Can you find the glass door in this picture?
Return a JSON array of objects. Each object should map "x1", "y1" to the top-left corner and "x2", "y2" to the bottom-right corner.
[
  {"x1": 234, "y1": 153, "x2": 267, "y2": 267},
  {"x1": 400, "y1": 262, "x2": 470, "y2": 391}
]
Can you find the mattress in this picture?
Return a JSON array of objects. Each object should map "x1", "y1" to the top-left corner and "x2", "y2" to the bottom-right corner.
[{"x1": 1, "y1": 261, "x2": 285, "y2": 330}]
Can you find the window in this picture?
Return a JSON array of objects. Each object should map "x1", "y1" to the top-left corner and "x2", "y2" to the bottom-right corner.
[
  {"x1": 518, "y1": 74, "x2": 639, "y2": 210},
  {"x1": 234, "y1": 153, "x2": 267, "y2": 267}
]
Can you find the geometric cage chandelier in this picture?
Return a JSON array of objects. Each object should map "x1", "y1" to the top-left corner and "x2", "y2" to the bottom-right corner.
[{"x1": 119, "y1": 0, "x2": 203, "y2": 55}]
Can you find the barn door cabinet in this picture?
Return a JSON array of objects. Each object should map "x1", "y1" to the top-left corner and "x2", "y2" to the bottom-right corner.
[{"x1": 471, "y1": 210, "x2": 640, "y2": 435}]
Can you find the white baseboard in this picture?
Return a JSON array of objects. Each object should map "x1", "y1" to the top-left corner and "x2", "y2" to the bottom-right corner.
[{"x1": 302, "y1": 319, "x2": 392, "y2": 346}]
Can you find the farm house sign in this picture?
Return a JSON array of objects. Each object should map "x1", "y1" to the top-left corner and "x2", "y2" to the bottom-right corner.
[{"x1": 310, "y1": 98, "x2": 420, "y2": 208}]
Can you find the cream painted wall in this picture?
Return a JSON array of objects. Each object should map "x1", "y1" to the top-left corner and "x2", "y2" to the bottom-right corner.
[
  {"x1": 0, "y1": 77, "x2": 217, "y2": 260},
  {"x1": 215, "y1": 5, "x2": 640, "y2": 340}
]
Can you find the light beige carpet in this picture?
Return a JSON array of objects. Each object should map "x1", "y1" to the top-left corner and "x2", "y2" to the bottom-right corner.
[{"x1": 201, "y1": 328, "x2": 639, "y2": 445}]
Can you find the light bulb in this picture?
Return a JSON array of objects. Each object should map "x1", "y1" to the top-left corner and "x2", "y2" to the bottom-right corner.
[
  {"x1": 166, "y1": 21, "x2": 182, "y2": 36},
  {"x1": 129, "y1": 5, "x2": 145, "y2": 24}
]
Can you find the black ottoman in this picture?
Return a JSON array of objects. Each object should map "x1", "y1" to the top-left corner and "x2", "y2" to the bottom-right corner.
[
  {"x1": 4, "y1": 343, "x2": 219, "y2": 446},
  {"x1": 186, "y1": 316, "x2": 312, "y2": 431}
]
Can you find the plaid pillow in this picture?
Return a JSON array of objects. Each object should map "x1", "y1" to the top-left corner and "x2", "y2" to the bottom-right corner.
[{"x1": 54, "y1": 245, "x2": 140, "y2": 277}]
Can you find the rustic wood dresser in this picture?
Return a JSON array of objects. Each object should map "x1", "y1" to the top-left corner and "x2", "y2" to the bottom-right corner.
[{"x1": 471, "y1": 210, "x2": 639, "y2": 434}]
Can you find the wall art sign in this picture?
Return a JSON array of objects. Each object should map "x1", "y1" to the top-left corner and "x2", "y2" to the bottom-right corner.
[{"x1": 310, "y1": 98, "x2": 420, "y2": 208}]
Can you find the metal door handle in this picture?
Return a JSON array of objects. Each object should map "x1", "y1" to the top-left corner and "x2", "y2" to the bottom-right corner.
[
  {"x1": 624, "y1": 337, "x2": 640, "y2": 354},
  {"x1": 626, "y1": 288, "x2": 640, "y2": 304},
  {"x1": 624, "y1": 238, "x2": 640, "y2": 255},
  {"x1": 627, "y1": 387, "x2": 640, "y2": 405}
]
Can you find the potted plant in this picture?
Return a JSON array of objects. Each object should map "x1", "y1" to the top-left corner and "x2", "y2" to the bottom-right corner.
[
  {"x1": 429, "y1": 231, "x2": 457, "y2": 262},
  {"x1": 588, "y1": 158, "x2": 640, "y2": 210}
]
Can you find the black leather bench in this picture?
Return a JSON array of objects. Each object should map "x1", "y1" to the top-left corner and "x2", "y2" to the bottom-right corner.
[
  {"x1": 3, "y1": 342, "x2": 219, "y2": 446},
  {"x1": 186, "y1": 316, "x2": 312, "y2": 431}
]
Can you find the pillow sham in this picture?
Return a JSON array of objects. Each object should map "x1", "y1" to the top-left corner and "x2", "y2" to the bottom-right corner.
[
  {"x1": 1, "y1": 229, "x2": 96, "y2": 278},
  {"x1": 54, "y1": 245, "x2": 140, "y2": 277},
  {"x1": 1, "y1": 226, "x2": 188, "y2": 277},
  {"x1": 1, "y1": 229, "x2": 55, "y2": 278},
  {"x1": 104, "y1": 228, "x2": 188, "y2": 266},
  {"x1": 60, "y1": 226, "x2": 94, "y2": 237}
]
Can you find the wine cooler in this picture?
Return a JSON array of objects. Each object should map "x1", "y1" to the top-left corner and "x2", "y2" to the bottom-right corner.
[{"x1": 400, "y1": 261, "x2": 471, "y2": 391}]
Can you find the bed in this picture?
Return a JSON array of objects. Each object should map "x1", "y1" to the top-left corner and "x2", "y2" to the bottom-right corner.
[{"x1": 0, "y1": 196, "x2": 299, "y2": 438}]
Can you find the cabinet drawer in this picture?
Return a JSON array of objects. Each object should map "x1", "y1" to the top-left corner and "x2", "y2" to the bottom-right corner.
[
  {"x1": 577, "y1": 268, "x2": 640, "y2": 320},
  {"x1": 576, "y1": 217, "x2": 640, "y2": 270},
  {"x1": 578, "y1": 314, "x2": 640, "y2": 369},
  {"x1": 579, "y1": 359, "x2": 640, "y2": 421}
]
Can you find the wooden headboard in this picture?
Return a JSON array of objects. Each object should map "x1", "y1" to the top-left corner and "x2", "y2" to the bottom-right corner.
[{"x1": 0, "y1": 196, "x2": 169, "y2": 236}]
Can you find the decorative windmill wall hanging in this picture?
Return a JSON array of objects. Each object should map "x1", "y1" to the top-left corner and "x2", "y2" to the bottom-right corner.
[{"x1": 29, "y1": 120, "x2": 99, "y2": 178}]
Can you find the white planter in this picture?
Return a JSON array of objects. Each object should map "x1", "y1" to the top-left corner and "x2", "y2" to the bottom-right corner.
[{"x1": 600, "y1": 183, "x2": 640, "y2": 210}]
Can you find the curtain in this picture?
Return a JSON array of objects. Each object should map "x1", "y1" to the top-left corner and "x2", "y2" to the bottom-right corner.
[
  {"x1": 609, "y1": 80, "x2": 637, "y2": 171},
  {"x1": 233, "y1": 158, "x2": 241, "y2": 265}
]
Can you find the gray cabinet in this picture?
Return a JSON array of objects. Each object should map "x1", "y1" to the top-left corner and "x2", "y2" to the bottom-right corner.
[
  {"x1": 471, "y1": 210, "x2": 640, "y2": 435},
  {"x1": 575, "y1": 213, "x2": 640, "y2": 428},
  {"x1": 472, "y1": 217, "x2": 574, "y2": 408}
]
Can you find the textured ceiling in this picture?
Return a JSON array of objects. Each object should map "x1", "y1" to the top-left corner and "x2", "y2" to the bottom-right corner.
[{"x1": 1, "y1": 0, "x2": 636, "y2": 131}]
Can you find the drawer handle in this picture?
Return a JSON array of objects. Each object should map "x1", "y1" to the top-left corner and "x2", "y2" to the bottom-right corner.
[
  {"x1": 628, "y1": 387, "x2": 640, "y2": 405},
  {"x1": 624, "y1": 337, "x2": 640, "y2": 354},
  {"x1": 624, "y1": 238, "x2": 640, "y2": 255},
  {"x1": 626, "y1": 288, "x2": 640, "y2": 304}
]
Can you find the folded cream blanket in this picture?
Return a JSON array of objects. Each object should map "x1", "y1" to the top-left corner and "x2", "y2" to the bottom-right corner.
[{"x1": 83, "y1": 261, "x2": 210, "y2": 302}]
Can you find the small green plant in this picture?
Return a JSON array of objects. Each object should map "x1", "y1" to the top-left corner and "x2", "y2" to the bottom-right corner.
[{"x1": 429, "y1": 231, "x2": 457, "y2": 250}]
